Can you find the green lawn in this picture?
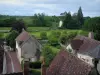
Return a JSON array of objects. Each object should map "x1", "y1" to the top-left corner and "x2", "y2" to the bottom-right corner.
[
  {"x1": 0, "y1": 27, "x2": 11, "y2": 30},
  {"x1": 28, "y1": 27, "x2": 50, "y2": 32},
  {"x1": 31, "y1": 69, "x2": 41, "y2": 75}
]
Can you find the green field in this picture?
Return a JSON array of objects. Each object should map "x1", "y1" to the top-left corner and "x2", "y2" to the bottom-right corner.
[{"x1": 0, "y1": 27, "x2": 88, "y2": 39}]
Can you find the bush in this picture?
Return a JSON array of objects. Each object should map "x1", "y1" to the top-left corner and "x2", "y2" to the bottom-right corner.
[
  {"x1": 29, "y1": 61, "x2": 41, "y2": 69},
  {"x1": 60, "y1": 31, "x2": 77, "y2": 44},
  {"x1": 30, "y1": 69, "x2": 41, "y2": 75},
  {"x1": 40, "y1": 32, "x2": 47, "y2": 39},
  {"x1": 42, "y1": 45, "x2": 56, "y2": 66},
  {"x1": 48, "y1": 31, "x2": 61, "y2": 46}
]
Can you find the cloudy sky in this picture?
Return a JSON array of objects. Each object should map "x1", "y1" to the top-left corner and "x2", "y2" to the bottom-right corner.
[{"x1": 0, "y1": 0, "x2": 100, "y2": 17}]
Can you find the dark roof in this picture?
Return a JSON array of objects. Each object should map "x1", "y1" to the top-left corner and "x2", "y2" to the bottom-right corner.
[
  {"x1": 71, "y1": 36, "x2": 100, "y2": 53},
  {"x1": 46, "y1": 50, "x2": 92, "y2": 75}
]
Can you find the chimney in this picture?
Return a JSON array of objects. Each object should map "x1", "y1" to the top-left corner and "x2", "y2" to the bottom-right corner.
[{"x1": 88, "y1": 32, "x2": 94, "y2": 39}]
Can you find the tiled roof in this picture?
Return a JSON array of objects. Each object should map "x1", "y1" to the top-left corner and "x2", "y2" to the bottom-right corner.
[
  {"x1": 46, "y1": 50, "x2": 92, "y2": 75},
  {"x1": 71, "y1": 36, "x2": 100, "y2": 53},
  {"x1": 16, "y1": 31, "x2": 30, "y2": 42},
  {"x1": 5, "y1": 51, "x2": 22, "y2": 74}
]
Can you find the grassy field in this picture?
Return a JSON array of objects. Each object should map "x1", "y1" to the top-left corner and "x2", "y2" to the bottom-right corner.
[
  {"x1": 0, "y1": 27, "x2": 88, "y2": 39},
  {"x1": 30, "y1": 29, "x2": 88, "y2": 39}
]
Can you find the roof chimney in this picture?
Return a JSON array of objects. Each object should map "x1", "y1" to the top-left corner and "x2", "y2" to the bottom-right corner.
[{"x1": 88, "y1": 32, "x2": 94, "y2": 39}]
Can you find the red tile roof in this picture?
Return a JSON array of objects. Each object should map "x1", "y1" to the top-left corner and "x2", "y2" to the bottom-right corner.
[
  {"x1": 71, "y1": 36, "x2": 100, "y2": 53},
  {"x1": 46, "y1": 50, "x2": 92, "y2": 75},
  {"x1": 16, "y1": 31, "x2": 30, "y2": 42},
  {"x1": 5, "y1": 51, "x2": 22, "y2": 74}
]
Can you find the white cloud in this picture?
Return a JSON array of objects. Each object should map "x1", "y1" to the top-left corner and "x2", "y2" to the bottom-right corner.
[{"x1": 0, "y1": 0, "x2": 26, "y2": 5}]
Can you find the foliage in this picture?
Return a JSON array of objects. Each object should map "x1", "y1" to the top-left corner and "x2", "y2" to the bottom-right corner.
[
  {"x1": 60, "y1": 31, "x2": 77, "y2": 44},
  {"x1": 0, "y1": 17, "x2": 16, "y2": 27},
  {"x1": 31, "y1": 69, "x2": 41, "y2": 75},
  {"x1": 83, "y1": 17, "x2": 100, "y2": 40},
  {"x1": 11, "y1": 19, "x2": 27, "y2": 33},
  {"x1": 63, "y1": 12, "x2": 72, "y2": 28},
  {"x1": 48, "y1": 31, "x2": 61, "y2": 46},
  {"x1": 6, "y1": 30, "x2": 18, "y2": 48},
  {"x1": 40, "y1": 32, "x2": 47, "y2": 39},
  {"x1": 0, "y1": 33, "x2": 4, "y2": 38},
  {"x1": 29, "y1": 61, "x2": 41, "y2": 69},
  {"x1": 77, "y1": 7, "x2": 84, "y2": 27},
  {"x1": 42, "y1": 45, "x2": 56, "y2": 66}
]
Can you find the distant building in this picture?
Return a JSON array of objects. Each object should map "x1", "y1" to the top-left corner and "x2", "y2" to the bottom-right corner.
[
  {"x1": 46, "y1": 50, "x2": 97, "y2": 75},
  {"x1": 15, "y1": 30, "x2": 42, "y2": 63}
]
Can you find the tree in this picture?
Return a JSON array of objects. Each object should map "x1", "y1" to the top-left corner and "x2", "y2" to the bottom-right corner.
[
  {"x1": 11, "y1": 19, "x2": 27, "y2": 33},
  {"x1": 77, "y1": 7, "x2": 84, "y2": 27},
  {"x1": 6, "y1": 30, "x2": 19, "y2": 49},
  {"x1": 63, "y1": 12, "x2": 72, "y2": 28},
  {"x1": 83, "y1": 17, "x2": 100, "y2": 40}
]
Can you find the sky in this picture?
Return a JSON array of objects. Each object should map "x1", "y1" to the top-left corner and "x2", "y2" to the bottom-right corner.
[{"x1": 0, "y1": 0, "x2": 100, "y2": 17}]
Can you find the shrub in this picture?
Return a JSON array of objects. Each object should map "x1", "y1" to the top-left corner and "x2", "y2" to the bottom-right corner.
[
  {"x1": 40, "y1": 32, "x2": 47, "y2": 39},
  {"x1": 60, "y1": 31, "x2": 77, "y2": 45},
  {"x1": 48, "y1": 31, "x2": 61, "y2": 46},
  {"x1": 29, "y1": 61, "x2": 41, "y2": 69},
  {"x1": 30, "y1": 69, "x2": 41, "y2": 75},
  {"x1": 42, "y1": 45, "x2": 56, "y2": 66}
]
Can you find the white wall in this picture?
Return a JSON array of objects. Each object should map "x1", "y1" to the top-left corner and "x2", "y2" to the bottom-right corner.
[
  {"x1": 77, "y1": 53, "x2": 94, "y2": 66},
  {"x1": 16, "y1": 41, "x2": 22, "y2": 64}
]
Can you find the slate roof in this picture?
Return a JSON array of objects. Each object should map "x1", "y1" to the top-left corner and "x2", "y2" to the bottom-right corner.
[
  {"x1": 46, "y1": 50, "x2": 92, "y2": 75},
  {"x1": 71, "y1": 36, "x2": 100, "y2": 53}
]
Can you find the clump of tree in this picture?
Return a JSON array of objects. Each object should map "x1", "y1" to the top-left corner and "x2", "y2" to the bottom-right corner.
[
  {"x1": 11, "y1": 19, "x2": 27, "y2": 33},
  {"x1": 6, "y1": 30, "x2": 18, "y2": 49},
  {"x1": 62, "y1": 7, "x2": 84, "y2": 29},
  {"x1": 83, "y1": 17, "x2": 100, "y2": 40},
  {"x1": 0, "y1": 17, "x2": 17, "y2": 27}
]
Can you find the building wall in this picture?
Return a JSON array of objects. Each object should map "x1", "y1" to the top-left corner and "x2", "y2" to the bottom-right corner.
[
  {"x1": 77, "y1": 53, "x2": 94, "y2": 66},
  {"x1": 16, "y1": 41, "x2": 22, "y2": 64},
  {"x1": 21, "y1": 38, "x2": 37, "y2": 59}
]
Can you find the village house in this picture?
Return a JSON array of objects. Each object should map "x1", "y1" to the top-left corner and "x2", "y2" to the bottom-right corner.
[
  {"x1": 66, "y1": 32, "x2": 100, "y2": 74},
  {"x1": 46, "y1": 49, "x2": 98, "y2": 75},
  {"x1": 15, "y1": 30, "x2": 42, "y2": 63}
]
